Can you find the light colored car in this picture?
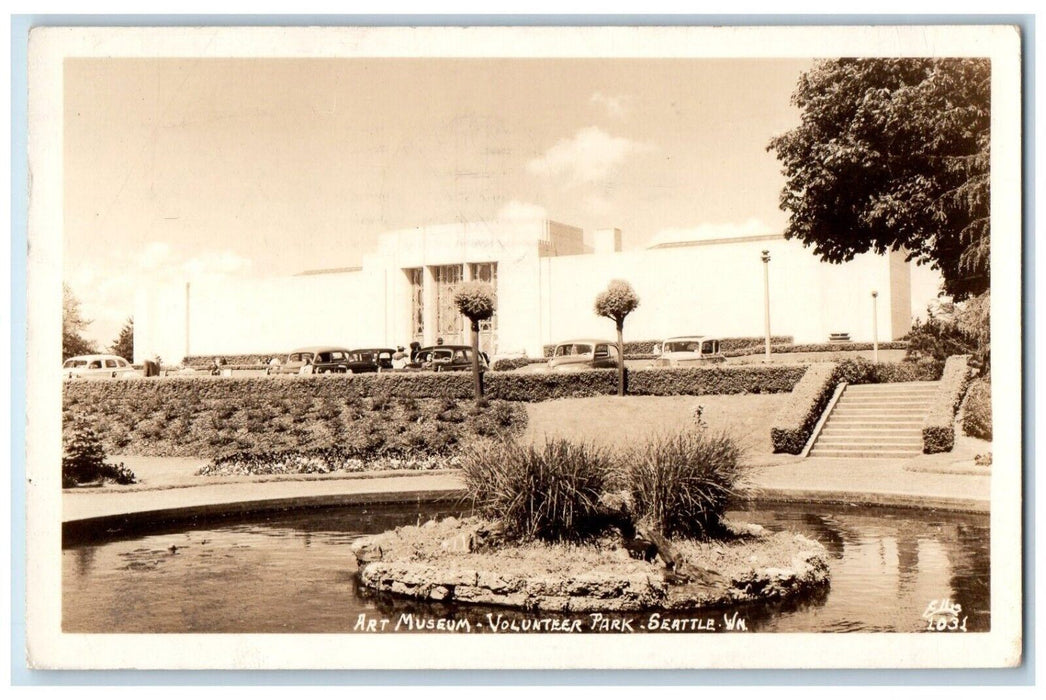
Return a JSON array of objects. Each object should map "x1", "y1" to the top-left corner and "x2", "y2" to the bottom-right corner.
[
  {"x1": 547, "y1": 339, "x2": 620, "y2": 372},
  {"x1": 652, "y1": 336, "x2": 723, "y2": 367},
  {"x1": 62, "y1": 354, "x2": 138, "y2": 380}
]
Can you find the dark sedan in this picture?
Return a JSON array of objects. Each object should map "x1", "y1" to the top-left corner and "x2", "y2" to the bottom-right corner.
[
  {"x1": 346, "y1": 348, "x2": 395, "y2": 373},
  {"x1": 405, "y1": 345, "x2": 488, "y2": 372}
]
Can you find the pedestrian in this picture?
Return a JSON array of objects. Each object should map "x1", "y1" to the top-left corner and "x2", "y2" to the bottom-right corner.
[
  {"x1": 409, "y1": 341, "x2": 422, "y2": 362},
  {"x1": 436, "y1": 337, "x2": 444, "y2": 346},
  {"x1": 391, "y1": 346, "x2": 408, "y2": 370}
]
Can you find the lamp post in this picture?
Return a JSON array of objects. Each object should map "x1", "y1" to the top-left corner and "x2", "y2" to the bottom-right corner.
[
  {"x1": 871, "y1": 290, "x2": 879, "y2": 364},
  {"x1": 761, "y1": 250, "x2": 772, "y2": 360}
]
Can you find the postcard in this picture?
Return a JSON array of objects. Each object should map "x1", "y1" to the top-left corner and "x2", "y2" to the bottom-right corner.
[{"x1": 25, "y1": 24, "x2": 1022, "y2": 669}]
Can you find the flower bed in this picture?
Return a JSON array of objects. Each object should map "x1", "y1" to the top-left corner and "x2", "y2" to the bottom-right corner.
[{"x1": 354, "y1": 516, "x2": 829, "y2": 612}]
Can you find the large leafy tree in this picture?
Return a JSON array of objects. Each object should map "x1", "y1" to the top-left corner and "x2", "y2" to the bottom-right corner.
[
  {"x1": 62, "y1": 284, "x2": 97, "y2": 360},
  {"x1": 767, "y1": 58, "x2": 990, "y2": 300},
  {"x1": 109, "y1": 317, "x2": 134, "y2": 362}
]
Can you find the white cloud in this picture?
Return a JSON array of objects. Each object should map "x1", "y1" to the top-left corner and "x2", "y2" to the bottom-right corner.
[
  {"x1": 526, "y1": 127, "x2": 651, "y2": 187},
  {"x1": 646, "y1": 218, "x2": 776, "y2": 249},
  {"x1": 590, "y1": 91, "x2": 629, "y2": 119},
  {"x1": 496, "y1": 200, "x2": 549, "y2": 222},
  {"x1": 138, "y1": 241, "x2": 172, "y2": 270}
]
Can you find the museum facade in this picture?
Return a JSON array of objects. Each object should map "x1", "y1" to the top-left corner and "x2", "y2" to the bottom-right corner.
[{"x1": 133, "y1": 217, "x2": 927, "y2": 363}]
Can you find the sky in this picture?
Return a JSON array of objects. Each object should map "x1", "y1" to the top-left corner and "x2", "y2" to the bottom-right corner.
[{"x1": 64, "y1": 57, "x2": 815, "y2": 348}]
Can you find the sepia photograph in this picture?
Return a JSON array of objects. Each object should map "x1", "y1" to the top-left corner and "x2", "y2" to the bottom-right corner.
[{"x1": 24, "y1": 24, "x2": 1022, "y2": 669}]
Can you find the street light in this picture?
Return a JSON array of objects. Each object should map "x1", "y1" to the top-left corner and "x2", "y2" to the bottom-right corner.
[
  {"x1": 871, "y1": 290, "x2": 879, "y2": 364},
  {"x1": 761, "y1": 250, "x2": 772, "y2": 360}
]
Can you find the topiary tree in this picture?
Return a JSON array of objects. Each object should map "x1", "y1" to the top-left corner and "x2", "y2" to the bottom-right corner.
[
  {"x1": 594, "y1": 279, "x2": 639, "y2": 396},
  {"x1": 454, "y1": 281, "x2": 496, "y2": 400}
]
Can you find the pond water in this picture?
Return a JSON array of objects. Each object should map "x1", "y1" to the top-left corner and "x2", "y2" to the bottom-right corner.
[{"x1": 62, "y1": 502, "x2": 989, "y2": 633}]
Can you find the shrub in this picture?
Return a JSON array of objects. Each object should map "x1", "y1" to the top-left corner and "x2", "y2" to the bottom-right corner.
[
  {"x1": 459, "y1": 438, "x2": 612, "y2": 542},
  {"x1": 621, "y1": 431, "x2": 744, "y2": 540},
  {"x1": 722, "y1": 341, "x2": 909, "y2": 358},
  {"x1": 770, "y1": 363, "x2": 839, "y2": 454},
  {"x1": 628, "y1": 365, "x2": 805, "y2": 396},
  {"x1": 904, "y1": 313, "x2": 976, "y2": 364},
  {"x1": 62, "y1": 416, "x2": 136, "y2": 487},
  {"x1": 962, "y1": 379, "x2": 992, "y2": 440},
  {"x1": 922, "y1": 355, "x2": 971, "y2": 453}
]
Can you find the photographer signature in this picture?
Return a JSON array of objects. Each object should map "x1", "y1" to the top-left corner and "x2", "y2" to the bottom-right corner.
[{"x1": 922, "y1": 599, "x2": 968, "y2": 632}]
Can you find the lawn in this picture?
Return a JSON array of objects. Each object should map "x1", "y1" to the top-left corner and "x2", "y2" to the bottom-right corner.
[{"x1": 521, "y1": 393, "x2": 789, "y2": 458}]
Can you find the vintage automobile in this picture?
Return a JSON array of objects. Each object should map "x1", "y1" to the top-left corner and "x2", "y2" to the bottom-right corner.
[
  {"x1": 346, "y1": 348, "x2": 395, "y2": 373},
  {"x1": 546, "y1": 339, "x2": 620, "y2": 372},
  {"x1": 269, "y1": 346, "x2": 355, "y2": 375},
  {"x1": 405, "y1": 345, "x2": 488, "y2": 372},
  {"x1": 651, "y1": 335, "x2": 724, "y2": 366},
  {"x1": 62, "y1": 354, "x2": 138, "y2": 380}
]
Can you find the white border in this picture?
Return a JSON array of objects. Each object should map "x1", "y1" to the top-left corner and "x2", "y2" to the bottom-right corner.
[{"x1": 26, "y1": 25, "x2": 1023, "y2": 669}]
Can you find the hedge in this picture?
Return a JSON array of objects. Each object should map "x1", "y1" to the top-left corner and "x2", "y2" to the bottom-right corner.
[
  {"x1": 541, "y1": 336, "x2": 794, "y2": 357},
  {"x1": 627, "y1": 365, "x2": 805, "y2": 396},
  {"x1": 834, "y1": 357, "x2": 942, "y2": 384},
  {"x1": 723, "y1": 341, "x2": 909, "y2": 358},
  {"x1": 490, "y1": 357, "x2": 548, "y2": 372},
  {"x1": 961, "y1": 378, "x2": 992, "y2": 441},
  {"x1": 769, "y1": 363, "x2": 839, "y2": 454},
  {"x1": 922, "y1": 355, "x2": 971, "y2": 453}
]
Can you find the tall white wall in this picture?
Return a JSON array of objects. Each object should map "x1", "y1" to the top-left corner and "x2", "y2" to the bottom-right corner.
[{"x1": 542, "y1": 237, "x2": 901, "y2": 346}]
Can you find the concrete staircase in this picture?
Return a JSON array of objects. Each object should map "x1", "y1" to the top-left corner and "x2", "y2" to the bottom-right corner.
[{"x1": 809, "y1": 381, "x2": 938, "y2": 459}]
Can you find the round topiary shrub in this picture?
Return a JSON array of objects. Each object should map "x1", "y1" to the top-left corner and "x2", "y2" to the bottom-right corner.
[{"x1": 962, "y1": 379, "x2": 992, "y2": 440}]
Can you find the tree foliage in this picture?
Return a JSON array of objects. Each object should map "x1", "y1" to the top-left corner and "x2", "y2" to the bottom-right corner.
[
  {"x1": 768, "y1": 58, "x2": 990, "y2": 300},
  {"x1": 63, "y1": 284, "x2": 97, "y2": 360},
  {"x1": 594, "y1": 279, "x2": 640, "y2": 330},
  {"x1": 453, "y1": 281, "x2": 496, "y2": 324},
  {"x1": 110, "y1": 317, "x2": 134, "y2": 362}
]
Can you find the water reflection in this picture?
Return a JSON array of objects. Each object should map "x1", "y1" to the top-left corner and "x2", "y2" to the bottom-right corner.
[{"x1": 63, "y1": 502, "x2": 989, "y2": 633}]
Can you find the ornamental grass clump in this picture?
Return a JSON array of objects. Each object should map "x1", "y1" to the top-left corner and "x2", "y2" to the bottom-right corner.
[
  {"x1": 459, "y1": 438, "x2": 612, "y2": 543},
  {"x1": 622, "y1": 431, "x2": 744, "y2": 540}
]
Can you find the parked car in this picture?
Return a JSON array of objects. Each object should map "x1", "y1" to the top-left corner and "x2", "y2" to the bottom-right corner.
[
  {"x1": 405, "y1": 345, "x2": 487, "y2": 372},
  {"x1": 346, "y1": 348, "x2": 395, "y2": 373},
  {"x1": 652, "y1": 335, "x2": 723, "y2": 367},
  {"x1": 62, "y1": 354, "x2": 138, "y2": 380},
  {"x1": 547, "y1": 339, "x2": 620, "y2": 372},
  {"x1": 269, "y1": 346, "x2": 354, "y2": 375}
]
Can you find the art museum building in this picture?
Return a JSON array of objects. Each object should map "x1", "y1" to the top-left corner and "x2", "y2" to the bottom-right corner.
[{"x1": 133, "y1": 217, "x2": 936, "y2": 363}]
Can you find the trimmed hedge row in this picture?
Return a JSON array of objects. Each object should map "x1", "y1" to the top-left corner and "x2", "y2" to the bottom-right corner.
[
  {"x1": 769, "y1": 363, "x2": 839, "y2": 454},
  {"x1": 834, "y1": 357, "x2": 943, "y2": 384},
  {"x1": 64, "y1": 364, "x2": 808, "y2": 414},
  {"x1": 723, "y1": 341, "x2": 909, "y2": 358},
  {"x1": 541, "y1": 336, "x2": 794, "y2": 357},
  {"x1": 962, "y1": 378, "x2": 992, "y2": 441},
  {"x1": 922, "y1": 355, "x2": 971, "y2": 453},
  {"x1": 628, "y1": 365, "x2": 806, "y2": 396},
  {"x1": 491, "y1": 357, "x2": 548, "y2": 372}
]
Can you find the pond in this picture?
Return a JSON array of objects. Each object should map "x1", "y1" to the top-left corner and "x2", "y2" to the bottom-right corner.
[{"x1": 62, "y1": 502, "x2": 989, "y2": 633}]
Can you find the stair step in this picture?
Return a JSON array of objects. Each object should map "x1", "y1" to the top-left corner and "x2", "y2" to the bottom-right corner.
[
  {"x1": 815, "y1": 440, "x2": 922, "y2": 449},
  {"x1": 809, "y1": 449, "x2": 921, "y2": 458},
  {"x1": 821, "y1": 429, "x2": 922, "y2": 438}
]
